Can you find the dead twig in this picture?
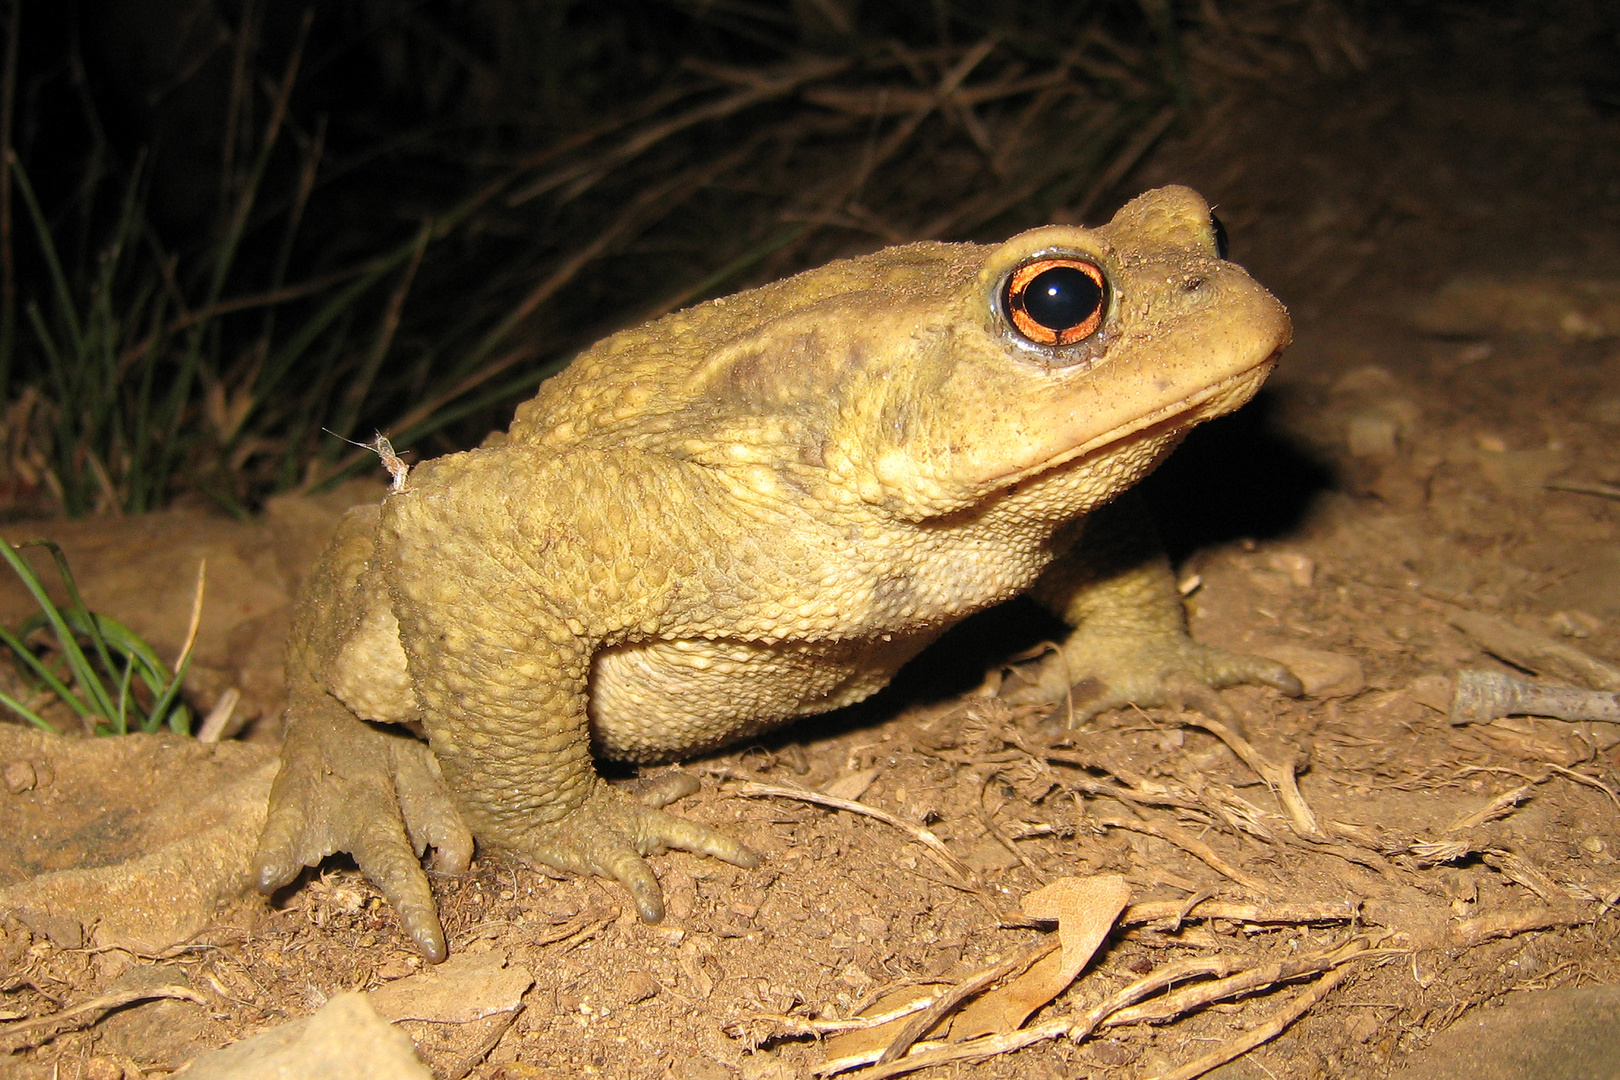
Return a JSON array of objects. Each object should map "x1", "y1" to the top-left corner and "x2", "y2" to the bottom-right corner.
[
  {"x1": 1142, "y1": 966, "x2": 1353, "y2": 1080},
  {"x1": 1103, "y1": 938, "x2": 1371, "y2": 1027},
  {"x1": 1545, "y1": 478, "x2": 1620, "y2": 501},
  {"x1": 820, "y1": 955, "x2": 1247, "y2": 1078},
  {"x1": 727, "y1": 993, "x2": 944, "y2": 1042},
  {"x1": 1545, "y1": 763, "x2": 1620, "y2": 812},
  {"x1": 1444, "y1": 784, "x2": 1533, "y2": 832},
  {"x1": 827, "y1": 939, "x2": 1375, "y2": 1079},
  {"x1": 1093, "y1": 815, "x2": 1271, "y2": 896},
  {"x1": 878, "y1": 936, "x2": 1059, "y2": 1064},
  {"x1": 729, "y1": 781, "x2": 974, "y2": 883},
  {"x1": 0, "y1": 984, "x2": 207, "y2": 1052},
  {"x1": 1175, "y1": 713, "x2": 1324, "y2": 840},
  {"x1": 1042, "y1": 749, "x2": 1212, "y2": 815},
  {"x1": 1121, "y1": 898, "x2": 1359, "y2": 929},
  {"x1": 1481, "y1": 850, "x2": 1568, "y2": 904},
  {"x1": 1449, "y1": 905, "x2": 1595, "y2": 948},
  {"x1": 1451, "y1": 670, "x2": 1620, "y2": 725}
]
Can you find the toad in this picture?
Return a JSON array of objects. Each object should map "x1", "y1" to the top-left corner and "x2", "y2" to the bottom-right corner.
[{"x1": 255, "y1": 186, "x2": 1301, "y2": 960}]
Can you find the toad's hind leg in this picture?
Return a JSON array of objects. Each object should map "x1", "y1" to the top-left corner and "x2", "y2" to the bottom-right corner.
[
  {"x1": 380, "y1": 482, "x2": 758, "y2": 930},
  {"x1": 1003, "y1": 492, "x2": 1302, "y2": 723},
  {"x1": 255, "y1": 506, "x2": 473, "y2": 962}
]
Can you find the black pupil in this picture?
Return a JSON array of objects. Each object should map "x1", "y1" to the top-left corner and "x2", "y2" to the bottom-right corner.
[{"x1": 1022, "y1": 266, "x2": 1101, "y2": 331}]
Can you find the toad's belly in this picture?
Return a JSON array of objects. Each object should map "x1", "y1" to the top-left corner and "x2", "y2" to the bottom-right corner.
[{"x1": 587, "y1": 631, "x2": 939, "y2": 762}]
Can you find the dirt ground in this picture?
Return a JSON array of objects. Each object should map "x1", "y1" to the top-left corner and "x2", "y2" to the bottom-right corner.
[{"x1": 3, "y1": 13, "x2": 1620, "y2": 1080}]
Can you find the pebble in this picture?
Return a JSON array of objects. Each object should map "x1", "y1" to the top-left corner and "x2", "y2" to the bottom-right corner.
[
  {"x1": 1254, "y1": 644, "x2": 1366, "y2": 699},
  {"x1": 2, "y1": 759, "x2": 36, "y2": 794}
]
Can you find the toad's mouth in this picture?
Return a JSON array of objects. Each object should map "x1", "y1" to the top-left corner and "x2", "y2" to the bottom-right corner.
[{"x1": 991, "y1": 348, "x2": 1282, "y2": 493}]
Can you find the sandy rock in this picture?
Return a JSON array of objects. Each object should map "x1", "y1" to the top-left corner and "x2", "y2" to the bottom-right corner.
[
  {"x1": 1387, "y1": 986, "x2": 1620, "y2": 1079},
  {"x1": 367, "y1": 948, "x2": 532, "y2": 1024},
  {"x1": 174, "y1": 992, "x2": 432, "y2": 1080},
  {"x1": 0, "y1": 728, "x2": 276, "y2": 954}
]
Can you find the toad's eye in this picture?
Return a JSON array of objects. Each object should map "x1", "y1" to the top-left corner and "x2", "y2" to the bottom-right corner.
[{"x1": 1002, "y1": 257, "x2": 1108, "y2": 347}]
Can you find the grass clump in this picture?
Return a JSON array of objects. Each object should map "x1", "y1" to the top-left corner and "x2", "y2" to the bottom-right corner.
[
  {"x1": 0, "y1": 1, "x2": 1368, "y2": 520},
  {"x1": 0, "y1": 539, "x2": 195, "y2": 735}
]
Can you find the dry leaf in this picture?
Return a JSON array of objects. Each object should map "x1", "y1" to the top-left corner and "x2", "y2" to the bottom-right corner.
[
  {"x1": 950, "y1": 874, "x2": 1130, "y2": 1040},
  {"x1": 820, "y1": 987, "x2": 942, "y2": 1062}
]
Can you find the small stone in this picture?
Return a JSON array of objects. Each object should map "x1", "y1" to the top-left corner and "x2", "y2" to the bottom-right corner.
[
  {"x1": 1266, "y1": 551, "x2": 1316, "y2": 589},
  {"x1": 622, "y1": 970, "x2": 661, "y2": 1004},
  {"x1": 1547, "y1": 610, "x2": 1603, "y2": 639},
  {"x1": 1386, "y1": 985, "x2": 1620, "y2": 1080},
  {"x1": 175, "y1": 993, "x2": 430, "y2": 1080},
  {"x1": 2, "y1": 760, "x2": 36, "y2": 794},
  {"x1": 1581, "y1": 836, "x2": 1606, "y2": 854},
  {"x1": 83, "y1": 1057, "x2": 123, "y2": 1080},
  {"x1": 1254, "y1": 645, "x2": 1366, "y2": 699},
  {"x1": 1346, "y1": 411, "x2": 1401, "y2": 457}
]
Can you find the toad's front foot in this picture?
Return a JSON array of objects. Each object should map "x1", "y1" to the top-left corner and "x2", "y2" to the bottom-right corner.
[
  {"x1": 1000, "y1": 626, "x2": 1302, "y2": 726},
  {"x1": 493, "y1": 780, "x2": 761, "y2": 923}
]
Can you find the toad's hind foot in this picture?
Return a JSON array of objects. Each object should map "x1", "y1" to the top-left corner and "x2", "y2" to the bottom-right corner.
[
  {"x1": 255, "y1": 691, "x2": 474, "y2": 963},
  {"x1": 1000, "y1": 627, "x2": 1302, "y2": 726},
  {"x1": 503, "y1": 780, "x2": 759, "y2": 923}
]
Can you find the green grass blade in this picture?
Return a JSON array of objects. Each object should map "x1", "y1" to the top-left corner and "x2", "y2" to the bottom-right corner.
[
  {"x1": 0, "y1": 688, "x2": 57, "y2": 733},
  {"x1": 0, "y1": 540, "x2": 117, "y2": 721},
  {"x1": 144, "y1": 651, "x2": 191, "y2": 735},
  {"x1": 32, "y1": 541, "x2": 121, "y2": 702},
  {"x1": 113, "y1": 652, "x2": 134, "y2": 735},
  {"x1": 0, "y1": 620, "x2": 89, "y2": 719},
  {"x1": 73, "y1": 610, "x2": 170, "y2": 694}
]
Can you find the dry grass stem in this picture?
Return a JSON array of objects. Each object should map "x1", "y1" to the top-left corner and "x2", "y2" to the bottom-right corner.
[
  {"x1": 1545, "y1": 763, "x2": 1620, "y2": 811},
  {"x1": 1482, "y1": 850, "x2": 1567, "y2": 902},
  {"x1": 1102, "y1": 939, "x2": 1370, "y2": 1027},
  {"x1": 730, "y1": 781, "x2": 974, "y2": 882},
  {"x1": 195, "y1": 686, "x2": 241, "y2": 743},
  {"x1": 1093, "y1": 816, "x2": 1272, "y2": 895},
  {"x1": 173, "y1": 559, "x2": 208, "y2": 673},
  {"x1": 1445, "y1": 784, "x2": 1533, "y2": 832},
  {"x1": 1121, "y1": 898, "x2": 1359, "y2": 929},
  {"x1": 729, "y1": 995, "x2": 942, "y2": 1041},
  {"x1": 878, "y1": 937, "x2": 1060, "y2": 1063},
  {"x1": 1176, "y1": 713, "x2": 1324, "y2": 840},
  {"x1": 1546, "y1": 478, "x2": 1620, "y2": 501},
  {"x1": 0, "y1": 984, "x2": 208, "y2": 1052},
  {"x1": 826, "y1": 940, "x2": 1375, "y2": 1079},
  {"x1": 1142, "y1": 966, "x2": 1354, "y2": 1080}
]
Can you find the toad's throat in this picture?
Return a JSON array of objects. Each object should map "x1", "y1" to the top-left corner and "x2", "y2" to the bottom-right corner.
[{"x1": 996, "y1": 351, "x2": 1280, "y2": 492}]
